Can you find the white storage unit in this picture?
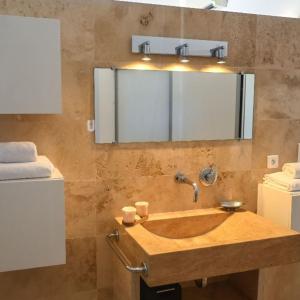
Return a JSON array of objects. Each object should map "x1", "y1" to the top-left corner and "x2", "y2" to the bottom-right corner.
[
  {"x1": 258, "y1": 183, "x2": 300, "y2": 231},
  {"x1": 0, "y1": 169, "x2": 65, "y2": 272},
  {"x1": 257, "y1": 183, "x2": 300, "y2": 300},
  {"x1": 0, "y1": 15, "x2": 61, "y2": 114}
]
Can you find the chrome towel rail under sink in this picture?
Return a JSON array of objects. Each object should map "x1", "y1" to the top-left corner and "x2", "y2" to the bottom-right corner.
[{"x1": 106, "y1": 229, "x2": 148, "y2": 276}]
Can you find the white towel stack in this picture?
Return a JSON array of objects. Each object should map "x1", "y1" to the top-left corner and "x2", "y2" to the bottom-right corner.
[
  {"x1": 263, "y1": 162, "x2": 300, "y2": 192},
  {"x1": 0, "y1": 142, "x2": 37, "y2": 163},
  {"x1": 0, "y1": 142, "x2": 54, "y2": 181}
]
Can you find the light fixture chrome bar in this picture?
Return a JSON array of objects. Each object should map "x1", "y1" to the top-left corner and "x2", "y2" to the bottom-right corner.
[{"x1": 132, "y1": 35, "x2": 228, "y2": 58}]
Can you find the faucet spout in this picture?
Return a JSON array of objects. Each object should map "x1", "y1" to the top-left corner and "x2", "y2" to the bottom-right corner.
[
  {"x1": 192, "y1": 182, "x2": 200, "y2": 203},
  {"x1": 175, "y1": 172, "x2": 200, "y2": 203}
]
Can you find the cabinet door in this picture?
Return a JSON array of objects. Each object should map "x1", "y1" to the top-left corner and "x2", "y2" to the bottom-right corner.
[
  {"x1": 0, "y1": 15, "x2": 61, "y2": 114},
  {"x1": 0, "y1": 173, "x2": 65, "y2": 272}
]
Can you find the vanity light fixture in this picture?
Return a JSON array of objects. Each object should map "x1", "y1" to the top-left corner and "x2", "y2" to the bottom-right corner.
[
  {"x1": 132, "y1": 36, "x2": 228, "y2": 64},
  {"x1": 139, "y1": 41, "x2": 151, "y2": 62},
  {"x1": 210, "y1": 45, "x2": 226, "y2": 64},
  {"x1": 175, "y1": 43, "x2": 190, "y2": 63}
]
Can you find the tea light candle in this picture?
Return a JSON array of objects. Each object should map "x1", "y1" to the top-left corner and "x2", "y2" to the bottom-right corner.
[
  {"x1": 122, "y1": 206, "x2": 136, "y2": 225},
  {"x1": 135, "y1": 201, "x2": 149, "y2": 218}
]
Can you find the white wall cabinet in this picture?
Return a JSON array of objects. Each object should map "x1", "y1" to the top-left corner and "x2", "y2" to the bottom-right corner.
[
  {"x1": 0, "y1": 15, "x2": 61, "y2": 114},
  {"x1": 0, "y1": 169, "x2": 65, "y2": 272}
]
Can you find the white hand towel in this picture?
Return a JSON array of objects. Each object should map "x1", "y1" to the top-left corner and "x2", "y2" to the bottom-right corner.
[
  {"x1": 262, "y1": 180, "x2": 288, "y2": 192},
  {"x1": 263, "y1": 172, "x2": 300, "y2": 192},
  {"x1": 0, "y1": 156, "x2": 54, "y2": 181},
  {"x1": 0, "y1": 142, "x2": 37, "y2": 163},
  {"x1": 282, "y1": 162, "x2": 300, "y2": 179}
]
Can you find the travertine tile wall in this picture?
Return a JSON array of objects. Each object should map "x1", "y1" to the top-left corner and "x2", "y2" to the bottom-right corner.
[{"x1": 0, "y1": 0, "x2": 299, "y2": 299}]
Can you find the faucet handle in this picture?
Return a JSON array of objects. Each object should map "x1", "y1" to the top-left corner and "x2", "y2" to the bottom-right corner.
[{"x1": 199, "y1": 165, "x2": 218, "y2": 186}]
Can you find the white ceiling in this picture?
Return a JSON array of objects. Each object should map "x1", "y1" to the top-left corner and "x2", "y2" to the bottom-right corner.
[
  {"x1": 220, "y1": 0, "x2": 300, "y2": 18},
  {"x1": 116, "y1": 0, "x2": 300, "y2": 18}
]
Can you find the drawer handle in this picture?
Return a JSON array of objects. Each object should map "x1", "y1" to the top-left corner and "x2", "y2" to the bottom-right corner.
[{"x1": 156, "y1": 288, "x2": 176, "y2": 294}]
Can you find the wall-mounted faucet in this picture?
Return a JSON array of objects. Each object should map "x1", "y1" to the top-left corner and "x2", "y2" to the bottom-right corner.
[{"x1": 175, "y1": 172, "x2": 200, "y2": 203}]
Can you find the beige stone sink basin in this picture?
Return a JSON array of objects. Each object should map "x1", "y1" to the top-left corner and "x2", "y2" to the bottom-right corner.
[
  {"x1": 113, "y1": 208, "x2": 300, "y2": 287},
  {"x1": 141, "y1": 211, "x2": 230, "y2": 239}
]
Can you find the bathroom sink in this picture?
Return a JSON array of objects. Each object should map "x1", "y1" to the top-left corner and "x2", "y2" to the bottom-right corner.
[
  {"x1": 141, "y1": 211, "x2": 230, "y2": 239},
  {"x1": 113, "y1": 208, "x2": 300, "y2": 287}
]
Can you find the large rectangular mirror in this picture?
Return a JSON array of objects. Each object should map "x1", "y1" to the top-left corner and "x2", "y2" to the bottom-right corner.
[{"x1": 94, "y1": 68, "x2": 255, "y2": 144}]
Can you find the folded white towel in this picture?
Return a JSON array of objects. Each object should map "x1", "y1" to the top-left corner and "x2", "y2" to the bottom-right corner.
[
  {"x1": 282, "y1": 162, "x2": 300, "y2": 179},
  {"x1": 0, "y1": 156, "x2": 54, "y2": 181},
  {"x1": 263, "y1": 172, "x2": 300, "y2": 192},
  {"x1": 263, "y1": 180, "x2": 284, "y2": 191},
  {"x1": 0, "y1": 142, "x2": 37, "y2": 163}
]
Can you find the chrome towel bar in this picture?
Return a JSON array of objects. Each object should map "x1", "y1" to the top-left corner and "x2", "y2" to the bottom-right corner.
[{"x1": 106, "y1": 229, "x2": 148, "y2": 276}]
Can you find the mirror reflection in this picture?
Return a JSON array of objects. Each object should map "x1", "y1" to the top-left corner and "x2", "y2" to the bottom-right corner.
[{"x1": 94, "y1": 68, "x2": 255, "y2": 144}]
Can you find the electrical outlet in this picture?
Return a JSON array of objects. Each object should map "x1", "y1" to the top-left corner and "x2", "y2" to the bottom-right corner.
[
  {"x1": 267, "y1": 155, "x2": 279, "y2": 169},
  {"x1": 87, "y1": 120, "x2": 95, "y2": 132}
]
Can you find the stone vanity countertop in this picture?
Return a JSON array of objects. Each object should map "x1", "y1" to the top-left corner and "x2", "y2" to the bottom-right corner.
[
  {"x1": 115, "y1": 208, "x2": 300, "y2": 255},
  {"x1": 114, "y1": 208, "x2": 300, "y2": 286}
]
